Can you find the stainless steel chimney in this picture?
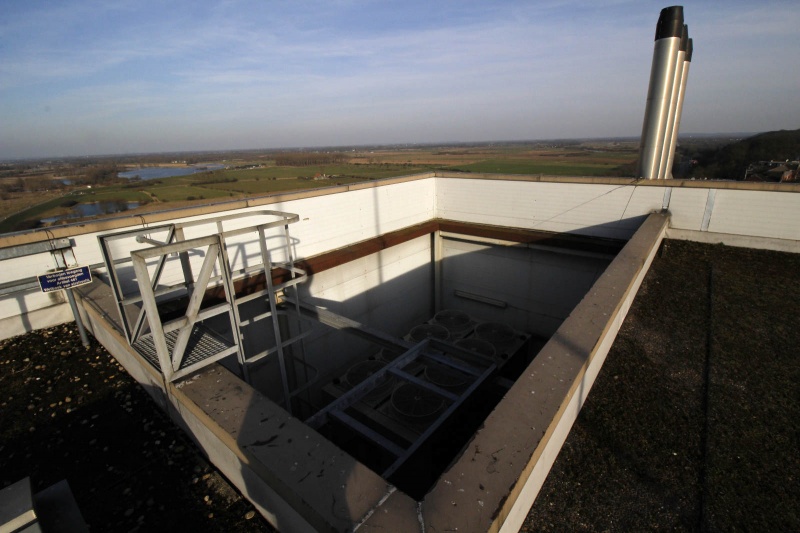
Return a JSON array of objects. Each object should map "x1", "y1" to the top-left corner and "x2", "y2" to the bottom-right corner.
[
  {"x1": 657, "y1": 24, "x2": 689, "y2": 179},
  {"x1": 637, "y1": 6, "x2": 684, "y2": 180},
  {"x1": 663, "y1": 36, "x2": 693, "y2": 179}
]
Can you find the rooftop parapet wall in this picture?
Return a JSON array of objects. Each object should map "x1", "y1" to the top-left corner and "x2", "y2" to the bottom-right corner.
[
  {"x1": 0, "y1": 171, "x2": 797, "y2": 248},
  {"x1": 1, "y1": 173, "x2": 798, "y2": 339},
  {"x1": 433, "y1": 171, "x2": 800, "y2": 191},
  {"x1": 0, "y1": 173, "x2": 437, "y2": 247},
  {"x1": 0, "y1": 178, "x2": 437, "y2": 338},
  {"x1": 433, "y1": 173, "x2": 800, "y2": 250},
  {"x1": 0, "y1": 172, "x2": 797, "y2": 250}
]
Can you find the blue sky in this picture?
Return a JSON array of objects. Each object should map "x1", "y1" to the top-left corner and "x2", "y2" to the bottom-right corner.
[{"x1": 1, "y1": 0, "x2": 798, "y2": 159}]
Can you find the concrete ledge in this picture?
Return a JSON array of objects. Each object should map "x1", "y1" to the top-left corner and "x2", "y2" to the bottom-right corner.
[
  {"x1": 433, "y1": 171, "x2": 800, "y2": 192},
  {"x1": 173, "y1": 365, "x2": 405, "y2": 532},
  {"x1": 499, "y1": 211, "x2": 669, "y2": 531},
  {"x1": 70, "y1": 282, "x2": 415, "y2": 532},
  {"x1": 666, "y1": 227, "x2": 800, "y2": 253},
  {"x1": 403, "y1": 211, "x2": 669, "y2": 532},
  {"x1": 77, "y1": 283, "x2": 168, "y2": 411}
]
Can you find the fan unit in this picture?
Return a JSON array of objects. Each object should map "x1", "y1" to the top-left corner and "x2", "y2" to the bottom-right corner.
[
  {"x1": 391, "y1": 382, "x2": 445, "y2": 420},
  {"x1": 342, "y1": 360, "x2": 392, "y2": 401},
  {"x1": 432, "y1": 309, "x2": 472, "y2": 338},
  {"x1": 408, "y1": 323, "x2": 449, "y2": 343}
]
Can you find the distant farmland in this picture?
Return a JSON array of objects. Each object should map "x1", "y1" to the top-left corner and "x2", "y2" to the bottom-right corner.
[{"x1": 0, "y1": 142, "x2": 638, "y2": 233}]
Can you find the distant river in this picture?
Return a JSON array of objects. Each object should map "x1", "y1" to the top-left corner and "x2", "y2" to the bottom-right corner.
[{"x1": 118, "y1": 164, "x2": 226, "y2": 180}]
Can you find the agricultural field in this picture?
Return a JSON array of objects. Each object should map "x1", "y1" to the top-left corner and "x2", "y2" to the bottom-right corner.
[
  {"x1": 446, "y1": 148, "x2": 637, "y2": 176},
  {"x1": 0, "y1": 141, "x2": 638, "y2": 234}
]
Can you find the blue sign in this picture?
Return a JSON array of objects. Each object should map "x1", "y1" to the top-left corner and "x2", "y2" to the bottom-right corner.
[{"x1": 38, "y1": 266, "x2": 92, "y2": 292}]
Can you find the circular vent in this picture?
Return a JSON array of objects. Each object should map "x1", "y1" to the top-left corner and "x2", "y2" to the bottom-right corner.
[
  {"x1": 475, "y1": 322, "x2": 515, "y2": 345},
  {"x1": 391, "y1": 383, "x2": 444, "y2": 419},
  {"x1": 424, "y1": 363, "x2": 469, "y2": 388},
  {"x1": 409, "y1": 323, "x2": 449, "y2": 343},
  {"x1": 343, "y1": 360, "x2": 388, "y2": 390},
  {"x1": 433, "y1": 309, "x2": 471, "y2": 336},
  {"x1": 455, "y1": 338, "x2": 496, "y2": 359}
]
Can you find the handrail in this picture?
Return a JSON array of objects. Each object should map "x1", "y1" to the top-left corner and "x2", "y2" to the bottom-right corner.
[
  {"x1": 96, "y1": 208, "x2": 311, "y2": 404},
  {"x1": 97, "y1": 210, "x2": 301, "y2": 344},
  {"x1": 0, "y1": 238, "x2": 80, "y2": 296},
  {"x1": 0, "y1": 261, "x2": 107, "y2": 296}
]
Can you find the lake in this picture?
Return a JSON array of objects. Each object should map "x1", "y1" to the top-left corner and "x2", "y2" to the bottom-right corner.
[
  {"x1": 118, "y1": 164, "x2": 226, "y2": 180},
  {"x1": 41, "y1": 201, "x2": 141, "y2": 224}
]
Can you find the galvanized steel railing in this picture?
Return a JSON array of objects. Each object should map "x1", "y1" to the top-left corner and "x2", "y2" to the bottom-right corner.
[{"x1": 97, "y1": 210, "x2": 310, "y2": 405}]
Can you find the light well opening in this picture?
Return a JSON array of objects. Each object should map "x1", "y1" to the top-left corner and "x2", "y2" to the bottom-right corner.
[{"x1": 90, "y1": 212, "x2": 620, "y2": 500}]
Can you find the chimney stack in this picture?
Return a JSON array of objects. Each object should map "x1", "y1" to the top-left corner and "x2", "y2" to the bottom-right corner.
[
  {"x1": 637, "y1": 6, "x2": 688, "y2": 180},
  {"x1": 662, "y1": 35, "x2": 693, "y2": 179}
]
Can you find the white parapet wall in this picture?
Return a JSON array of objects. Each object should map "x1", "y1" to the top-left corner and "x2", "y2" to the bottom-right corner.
[
  {"x1": 0, "y1": 173, "x2": 798, "y2": 340},
  {"x1": 434, "y1": 172, "x2": 800, "y2": 249},
  {"x1": 0, "y1": 177, "x2": 436, "y2": 339}
]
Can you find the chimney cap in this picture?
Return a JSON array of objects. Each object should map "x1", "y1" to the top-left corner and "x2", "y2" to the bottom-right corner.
[
  {"x1": 679, "y1": 24, "x2": 689, "y2": 51},
  {"x1": 655, "y1": 6, "x2": 684, "y2": 40}
]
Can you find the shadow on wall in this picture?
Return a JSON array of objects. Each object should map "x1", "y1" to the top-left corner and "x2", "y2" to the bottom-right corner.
[
  {"x1": 219, "y1": 221, "x2": 623, "y2": 530},
  {"x1": 0, "y1": 289, "x2": 69, "y2": 337}
]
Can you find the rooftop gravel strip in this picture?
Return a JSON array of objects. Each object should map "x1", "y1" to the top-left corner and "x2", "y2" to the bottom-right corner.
[{"x1": 524, "y1": 239, "x2": 800, "y2": 532}]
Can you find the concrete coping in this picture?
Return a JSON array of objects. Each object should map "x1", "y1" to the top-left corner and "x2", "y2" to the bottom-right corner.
[
  {"x1": 1, "y1": 170, "x2": 793, "y2": 247},
  {"x1": 418, "y1": 211, "x2": 669, "y2": 531},
  {"x1": 168, "y1": 211, "x2": 670, "y2": 531}
]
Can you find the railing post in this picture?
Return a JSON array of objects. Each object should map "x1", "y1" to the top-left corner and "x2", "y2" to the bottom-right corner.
[
  {"x1": 65, "y1": 288, "x2": 90, "y2": 348},
  {"x1": 130, "y1": 252, "x2": 174, "y2": 381}
]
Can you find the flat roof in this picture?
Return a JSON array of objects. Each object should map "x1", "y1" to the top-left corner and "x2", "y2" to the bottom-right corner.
[
  {"x1": 2, "y1": 239, "x2": 797, "y2": 531},
  {"x1": 523, "y1": 239, "x2": 800, "y2": 531}
]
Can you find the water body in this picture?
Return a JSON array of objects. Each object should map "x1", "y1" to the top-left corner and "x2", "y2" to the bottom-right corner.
[
  {"x1": 118, "y1": 164, "x2": 226, "y2": 180},
  {"x1": 41, "y1": 201, "x2": 141, "y2": 224}
]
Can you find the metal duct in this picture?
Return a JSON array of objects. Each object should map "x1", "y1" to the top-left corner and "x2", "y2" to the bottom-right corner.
[
  {"x1": 657, "y1": 24, "x2": 689, "y2": 179},
  {"x1": 637, "y1": 6, "x2": 684, "y2": 180},
  {"x1": 663, "y1": 36, "x2": 693, "y2": 179}
]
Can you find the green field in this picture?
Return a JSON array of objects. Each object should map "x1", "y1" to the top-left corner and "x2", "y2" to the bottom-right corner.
[
  {"x1": 445, "y1": 159, "x2": 623, "y2": 175},
  {"x1": 78, "y1": 190, "x2": 152, "y2": 203},
  {"x1": 209, "y1": 163, "x2": 431, "y2": 181},
  {"x1": 148, "y1": 185, "x2": 232, "y2": 202},
  {"x1": 199, "y1": 176, "x2": 369, "y2": 195},
  {"x1": 0, "y1": 146, "x2": 637, "y2": 234}
]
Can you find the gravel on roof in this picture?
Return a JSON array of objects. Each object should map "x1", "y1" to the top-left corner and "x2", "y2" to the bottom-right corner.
[
  {"x1": 0, "y1": 325, "x2": 275, "y2": 532},
  {"x1": 523, "y1": 239, "x2": 800, "y2": 532}
]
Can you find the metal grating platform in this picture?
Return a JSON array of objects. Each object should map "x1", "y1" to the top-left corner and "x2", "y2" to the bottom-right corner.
[{"x1": 133, "y1": 324, "x2": 234, "y2": 372}]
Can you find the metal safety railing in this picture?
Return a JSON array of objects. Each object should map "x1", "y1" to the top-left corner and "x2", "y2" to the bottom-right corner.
[
  {"x1": 0, "y1": 237, "x2": 92, "y2": 347},
  {"x1": 128, "y1": 233, "x2": 244, "y2": 381},
  {"x1": 98, "y1": 210, "x2": 311, "y2": 403}
]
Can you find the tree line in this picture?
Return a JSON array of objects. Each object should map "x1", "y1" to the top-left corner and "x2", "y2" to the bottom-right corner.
[
  {"x1": 682, "y1": 129, "x2": 800, "y2": 180},
  {"x1": 272, "y1": 152, "x2": 347, "y2": 166}
]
